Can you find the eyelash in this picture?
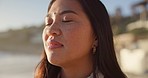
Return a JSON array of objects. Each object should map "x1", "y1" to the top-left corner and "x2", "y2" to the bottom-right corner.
[
  {"x1": 62, "y1": 20, "x2": 73, "y2": 23},
  {"x1": 62, "y1": 16, "x2": 74, "y2": 23},
  {"x1": 45, "y1": 20, "x2": 73, "y2": 25},
  {"x1": 45, "y1": 18, "x2": 74, "y2": 26},
  {"x1": 45, "y1": 17, "x2": 53, "y2": 26}
]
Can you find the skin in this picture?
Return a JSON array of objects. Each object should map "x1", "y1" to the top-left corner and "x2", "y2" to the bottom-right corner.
[{"x1": 42, "y1": 0, "x2": 95, "y2": 78}]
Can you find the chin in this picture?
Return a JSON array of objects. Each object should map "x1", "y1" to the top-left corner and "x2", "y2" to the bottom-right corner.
[
  {"x1": 46, "y1": 53, "x2": 65, "y2": 67},
  {"x1": 45, "y1": 48, "x2": 69, "y2": 67}
]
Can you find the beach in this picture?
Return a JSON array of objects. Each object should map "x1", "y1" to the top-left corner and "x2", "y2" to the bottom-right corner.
[{"x1": 0, "y1": 51, "x2": 40, "y2": 78}]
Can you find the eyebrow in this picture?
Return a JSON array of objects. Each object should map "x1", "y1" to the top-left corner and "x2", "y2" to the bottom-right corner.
[
  {"x1": 59, "y1": 10, "x2": 78, "y2": 15},
  {"x1": 46, "y1": 10, "x2": 78, "y2": 17}
]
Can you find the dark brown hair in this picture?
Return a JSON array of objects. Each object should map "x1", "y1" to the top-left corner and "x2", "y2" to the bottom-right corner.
[{"x1": 35, "y1": 0, "x2": 127, "y2": 78}]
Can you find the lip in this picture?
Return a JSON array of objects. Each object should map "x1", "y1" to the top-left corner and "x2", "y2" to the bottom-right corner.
[{"x1": 47, "y1": 40, "x2": 63, "y2": 49}]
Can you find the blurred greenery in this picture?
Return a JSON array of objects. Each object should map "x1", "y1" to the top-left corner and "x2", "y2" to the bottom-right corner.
[
  {"x1": 0, "y1": 24, "x2": 44, "y2": 54},
  {"x1": 129, "y1": 28, "x2": 148, "y2": 38}
]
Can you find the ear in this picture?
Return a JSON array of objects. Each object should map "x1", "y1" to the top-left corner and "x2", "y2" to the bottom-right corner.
[
  {"x1": 93, "y1": 39, "x2": 98, "y2": 47},
  {"x1": 92, "y1": 35, "x2": 98, "y2": 47}
]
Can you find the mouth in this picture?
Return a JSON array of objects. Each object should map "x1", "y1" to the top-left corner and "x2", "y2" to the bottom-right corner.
[{"x1": 46, "y1": 40, "x2": 64, "y2": 49}]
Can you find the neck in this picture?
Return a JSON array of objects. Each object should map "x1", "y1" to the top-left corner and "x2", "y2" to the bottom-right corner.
[{"x1": 60, "y1": 55, "x2": 93, "y2": 78}]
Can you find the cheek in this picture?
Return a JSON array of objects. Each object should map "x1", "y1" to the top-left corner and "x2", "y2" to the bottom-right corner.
[
  {"x1": 42, "y1": 29, "x2": 45, "y2": 44},
  {"x1": 63, "y1": 24, "x2": 94, "y2": 55},
  {"x1": 42, "y1": 28, "x2": 49, "y2": 52},
  {"x1": 42, "y1": 27, "x2": 49, "y2": 42}
]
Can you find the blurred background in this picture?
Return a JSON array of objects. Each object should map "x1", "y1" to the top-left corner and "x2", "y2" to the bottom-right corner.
[{"x1": 0, "y1": 0, "x2": 148, "y2": 78}]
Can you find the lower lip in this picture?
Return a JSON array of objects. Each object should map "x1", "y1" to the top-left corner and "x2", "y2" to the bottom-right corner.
[{"x1": 47, "y1": 45, "x2": 63, "y2": 49}]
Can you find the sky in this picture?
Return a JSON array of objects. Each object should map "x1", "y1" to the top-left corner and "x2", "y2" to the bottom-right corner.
[{"x1": 0, "y1": 0, "x2": 141, "y2": 32}]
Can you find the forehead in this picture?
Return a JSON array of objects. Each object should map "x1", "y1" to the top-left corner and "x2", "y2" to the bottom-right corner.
[{"x1": 49, "y1": 0, "x2": 83, "y2": 14}]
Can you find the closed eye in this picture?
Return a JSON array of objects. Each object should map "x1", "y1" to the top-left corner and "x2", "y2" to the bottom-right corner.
[
  {"x1": 62, "y1": 20, "x2": 73, "y2": 22},
  {"x1": 45, "y1": 17, "x2": 53, "y2": 26},
  {"x1": 62, "y1": 15, "x2": 74, "y2": 23}
]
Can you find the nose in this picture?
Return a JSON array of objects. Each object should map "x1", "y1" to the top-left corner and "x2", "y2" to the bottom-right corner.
[{"x1": 45, "y1": 22, "x2": 62, "y2": 37}]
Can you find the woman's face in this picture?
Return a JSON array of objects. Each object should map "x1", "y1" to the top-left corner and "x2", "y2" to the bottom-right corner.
[{"x1": 43, "y1": 0, "x2": 95, "y2": 66}]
